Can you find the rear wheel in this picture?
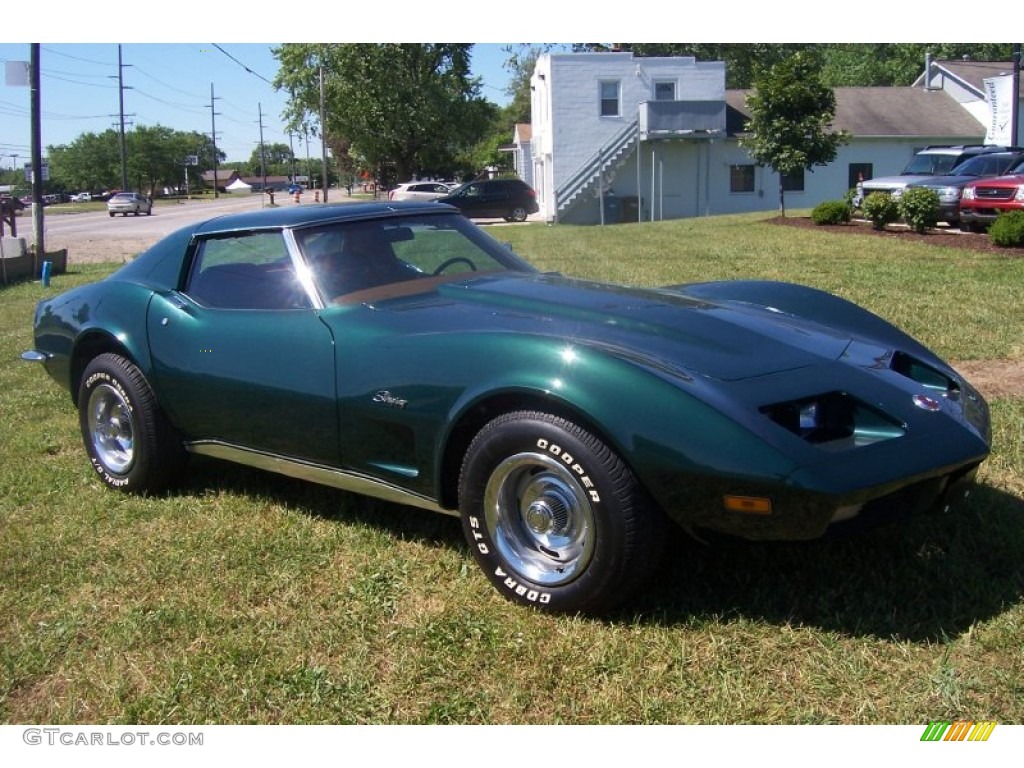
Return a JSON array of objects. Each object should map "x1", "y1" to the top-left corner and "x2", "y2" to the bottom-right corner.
[
  {"x1": 508, "y1": 206, "x2": 529, "y2": 222},
  {"x1": 459, "y1": 411, "x2": 666, "y2": 614},
  {"x1": 78, "y1": 353, "x2": 185, "y2": 494}
]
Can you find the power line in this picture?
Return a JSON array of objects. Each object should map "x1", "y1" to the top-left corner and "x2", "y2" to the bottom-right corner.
[
  {"x1": 211, "y1": 44, "x2": 275, "y2": 85},
  {"x1": 40, "y1": 45, "x2": 113, "y2": 67}
]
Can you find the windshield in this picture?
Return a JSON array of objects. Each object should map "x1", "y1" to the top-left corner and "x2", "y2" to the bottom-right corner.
[
  {"x1": 902, "y1": 153, "x2": 963, "y2": 175},
  {"x1": 944, "y1": 153, "x2": 1021, "y2": 177},
  {"x1": 293, "y1": 212, "x2": 537, "y2": 306}
]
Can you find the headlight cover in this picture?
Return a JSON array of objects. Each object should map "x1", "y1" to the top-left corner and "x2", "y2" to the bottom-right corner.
[{"x1": 761, "y1": 392, "x2": 905, "y2": 451}]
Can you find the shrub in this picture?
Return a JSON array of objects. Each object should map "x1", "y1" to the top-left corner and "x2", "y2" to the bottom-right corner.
[
  {"x1": 811, "y1": 200, "x2": 852, "y2": 225},
  {"x1": 899, "y1": 187, "x2": 940, "y2": 233},
  {"x1": 988, "y1": 210, "x2": 1024, "y2": 248},
  {"x1": 862, "y1": 192, "x2": 900, "y2": 230}
]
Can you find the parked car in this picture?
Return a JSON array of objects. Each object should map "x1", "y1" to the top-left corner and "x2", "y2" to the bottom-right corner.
[
  {"x1": 388, "y1": 181, "x2": 454, "y2": 202},
  {"x1": 855, "y1": 145, "x2": 1017, "y2": 205},
  {"x1": 21, "y1": 202, "x2": 991, "y2": 613},
  {"x1": 435, "y1": 178, "x2": 539, "y2": 222},
  {"x1": 905, "y1": 152, "x2": 1024, "y2": 226},
  {"x1": 106, "y1": 192, "x2": 152, "y2": 217},
  {"x1": 71, "y1": 192, "x2": 92, "y2": 203},
  {"x1": 960, "y1": 168, "x2": 1024, "y2": 231},
  {"x1": 0, "y1": 195, "x2": 26, "y2": 213}
]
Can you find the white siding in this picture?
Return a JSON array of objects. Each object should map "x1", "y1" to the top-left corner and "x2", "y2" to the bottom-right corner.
[{"x1": 532, "y1": 52, "x2": 997, "y2": 224}]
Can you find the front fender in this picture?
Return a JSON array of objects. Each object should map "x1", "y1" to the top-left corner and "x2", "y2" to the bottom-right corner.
[
  {"x1": 675, "y1": 280, "x2": 939, "y2": 365},
  {"x1": 439, "y1": 333, "x2": 801, "y2": 527}
]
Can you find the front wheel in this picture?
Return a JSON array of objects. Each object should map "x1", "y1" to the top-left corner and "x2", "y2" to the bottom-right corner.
[
  {"x1": 78, "y1": 353, "x2": 185, "y2": 494},
  {"x1": 459, "y1": 411, "x2": 666, "y2": 614}
]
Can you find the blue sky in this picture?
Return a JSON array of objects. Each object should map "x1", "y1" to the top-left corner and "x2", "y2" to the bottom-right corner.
[
  {"x1": 0, "y1": 4, "x2": 968, "y2": 168},
  {"x1": 0, "y1": 42, "x2": 520, "y2": 165}
]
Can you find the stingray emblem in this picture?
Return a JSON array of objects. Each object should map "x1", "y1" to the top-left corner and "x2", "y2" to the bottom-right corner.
[
  {"x1": 373, "y1": 390, "x2": 408, "y2": 409},
  {"x1": 913, "y1": 394, "x2": 942, "y2": 412}
]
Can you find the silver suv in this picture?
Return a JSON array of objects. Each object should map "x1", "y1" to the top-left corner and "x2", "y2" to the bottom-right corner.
[{"x1": 855, "y1": 145, "x2": 1015, "y2": 205}]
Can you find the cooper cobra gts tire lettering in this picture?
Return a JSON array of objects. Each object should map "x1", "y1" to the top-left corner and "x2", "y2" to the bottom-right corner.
[
  {"x1": 78, "y1": 353, "x2": 185, "y2": 494},
  {"x1": 459, "y1": 411, "x2": 666, "y2": 614}
]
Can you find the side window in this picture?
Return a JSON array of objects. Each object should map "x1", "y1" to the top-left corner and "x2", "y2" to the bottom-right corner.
[
  {"x1": 729, "y1": 164, "x2": 756, "y2": 193},
  {"x1": 185, "y1": 232, "x2": 309, "y2": 310},
  {"x1": 599, "y1": 80, "x2": 620, "y2": 117},
  {"x1": 654, "y1": 81, "x2": 675, "y2": 101}
]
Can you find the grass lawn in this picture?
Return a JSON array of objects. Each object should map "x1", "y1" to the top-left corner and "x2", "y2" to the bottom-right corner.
[{"x1": 1, "y1": 212, "x2": 1022, "y2": 725}]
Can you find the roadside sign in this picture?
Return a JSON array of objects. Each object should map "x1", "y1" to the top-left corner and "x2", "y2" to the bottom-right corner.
[{"x1": 24, "y1": 161, "x2": 49, "y2": 182}]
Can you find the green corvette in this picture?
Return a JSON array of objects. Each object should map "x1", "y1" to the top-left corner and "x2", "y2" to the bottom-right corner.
[{"x1": 23, "y1": 202, "x2": 991, "y2": 613}]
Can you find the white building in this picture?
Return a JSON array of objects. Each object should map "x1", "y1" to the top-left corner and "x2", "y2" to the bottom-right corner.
[{"x1": 521, "y1": 51, "x2": 1019, "y2": 224}]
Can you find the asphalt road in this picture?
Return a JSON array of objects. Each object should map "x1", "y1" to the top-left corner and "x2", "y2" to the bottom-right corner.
[
  {"x1": 24, "y1": 192, "x2": 533, "y2": 262},
  {"x1": 38, "y1": 193, "x2": 360, "y2": 243}
]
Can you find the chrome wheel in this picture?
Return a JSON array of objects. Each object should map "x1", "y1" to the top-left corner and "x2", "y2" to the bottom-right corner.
[
  {"x1": 483, "y1": 452, "x2": 595, "y2": 586},
  {"x1": 86, "y1": 382, "x2": 135, "y2": 474}
]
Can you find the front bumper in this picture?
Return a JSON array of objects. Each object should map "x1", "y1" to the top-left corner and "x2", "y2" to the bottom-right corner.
[{"x1": 960, "y1": 204, "x2": 1021, "y2": 225}]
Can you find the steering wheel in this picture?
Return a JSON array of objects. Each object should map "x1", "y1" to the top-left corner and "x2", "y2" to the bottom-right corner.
[{"x1": 432, "y1": 256, "x2": 477, "y2": 275}]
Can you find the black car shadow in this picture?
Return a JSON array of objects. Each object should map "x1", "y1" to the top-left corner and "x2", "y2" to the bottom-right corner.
[
  {"x1": 631, "y1": 483, "x2": 1024, "y2": 642},
  {"x1": 179, "y1": 456, "x2": 1023, "y2": 643}
]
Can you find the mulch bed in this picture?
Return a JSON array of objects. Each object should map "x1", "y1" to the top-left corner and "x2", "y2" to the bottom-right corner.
[{"x1": 767, "y1": 215, "x2": 1022, "y2": 256}]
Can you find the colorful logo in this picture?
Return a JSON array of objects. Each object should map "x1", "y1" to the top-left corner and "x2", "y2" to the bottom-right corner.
[{"x1": 921, "y1": 720, "x2": 997, "y2": 742}]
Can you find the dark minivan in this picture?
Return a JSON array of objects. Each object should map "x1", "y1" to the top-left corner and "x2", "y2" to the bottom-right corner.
[{"x1": 436, "y1": 178, "x2": 538, "y2": 222}]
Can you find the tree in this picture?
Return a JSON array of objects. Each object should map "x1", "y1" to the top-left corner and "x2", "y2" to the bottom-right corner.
[
  {"x1": 571, "y1": 43, "x2": 1016, "y2": 89},
  {"x1": 248, "y1": 142, "x2": 294, "y2": 177},
  {"x1": 740, "y1": 52, "x2": 850, "y2": 216},
  {"x1": 272, "y1": 44, "x2": 494, "y2": 184},
  {"x1": 48, "y1": 127, "x2": 222, "y2": 194}
]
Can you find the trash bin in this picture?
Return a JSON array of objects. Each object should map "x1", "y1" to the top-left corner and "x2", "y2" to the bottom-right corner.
[
  {"x1": 602, "y1": 194, "x2": 622, "y2": 224},
  {"x1": 621, "y1": 196, "x2": 640, "y2": 223}
]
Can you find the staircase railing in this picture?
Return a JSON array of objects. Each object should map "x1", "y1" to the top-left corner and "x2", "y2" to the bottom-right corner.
[{"x1": 554, "y1": 120, "x2": 639, "y2": 218}]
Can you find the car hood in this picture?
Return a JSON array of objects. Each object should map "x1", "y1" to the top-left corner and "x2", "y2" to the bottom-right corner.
[
  {"x1": 966, "y1": 173, "x2": 1024, "y2": 188},
  {"x1": 862, "y1": 174, "x2": 934, "y2": 186},
  {"x1": 911, "y1": 173, "x2": 985, "y2": 188},
  {"x1": 419, "y1": 274, "x2": 854, "y2": 382}
]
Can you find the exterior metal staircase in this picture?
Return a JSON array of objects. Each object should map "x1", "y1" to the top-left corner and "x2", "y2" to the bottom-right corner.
[{"x1": 554, "y1": 120, "x2": 638, "y2": 220}]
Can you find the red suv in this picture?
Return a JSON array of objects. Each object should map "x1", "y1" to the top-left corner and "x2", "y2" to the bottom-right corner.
[{"x1": 960, "y1": 162, "x2": 1024, "y2": 231}]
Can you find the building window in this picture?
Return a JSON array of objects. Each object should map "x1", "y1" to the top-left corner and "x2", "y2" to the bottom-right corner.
[
  {"x1": 781, "y1": 168, "x2": 805, "y2": 192},
  {"x1": 849, "y1": 163, "x2": 872, "y2": 190},
  {"x1": 654, "y1": 81, "x2": 676, "y2": 101},
  {"x1": 730, "y1": 164, "x2": 755, "y2": 193},
  {"x1": 599, "y1": 81, "x2": 620, "y2": 117}
]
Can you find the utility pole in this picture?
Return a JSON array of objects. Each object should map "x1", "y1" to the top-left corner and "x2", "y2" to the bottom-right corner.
[
  {"x1": 30, "y1": 43, "x2": 43, "y2": 259},
  {"x1": 305, "y1": 130, "x2": 311, "y2": 190},
  {"x1": 288, "y1": 131, "x2": 296, "y2": 183},
  {"x1": 258, "y1": 102, "x2": 267, "y2": 206},
  {"x1": 1013, "y1": 43, "x2": 1021, "y2": 148},
  {"x1": 319, "y1": 64, "x2": 328, "y2": 203},
  {"x1": 208, "y1": 84, "x2": 221, "y2": 199},
  {"x1": 114, "y1": 45, "x2": 132, "y2": 192}
]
